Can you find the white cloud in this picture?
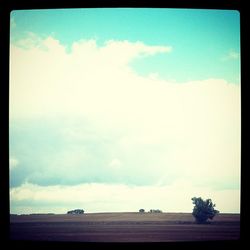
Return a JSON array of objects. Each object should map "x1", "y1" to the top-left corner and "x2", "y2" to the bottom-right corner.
[
  {"x1": 9, "y1": 36, "x2": 172, "y2": 119},
  {"x1": 148, "y1": 72, "x2": 160, "y2": 80},
  {"x1": 109, "y1": 159, "x2": 122, "y2": 169},
  {"x1": 10, "y1": 158, "x2": 19, "y2": 170},
  {"x1": 13, "y1": 32, "x2": 44, "y2": 50},
  {"x1": 10, "y1": 182, "x2": 240, "y2": 214},
  {"x1": 9, "y1": 35, "x2": 240, "y2": 212},
  {"x1": 102, "y1": 40, "x2": 172, "y2": 64},
  {"x1": 221, "y1": 50, "x2": 240, "y2": 61}
]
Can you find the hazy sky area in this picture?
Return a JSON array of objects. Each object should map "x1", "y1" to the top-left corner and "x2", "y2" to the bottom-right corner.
[{"x1": 9, "y1": 8, "x2": 240, "y2": 214}]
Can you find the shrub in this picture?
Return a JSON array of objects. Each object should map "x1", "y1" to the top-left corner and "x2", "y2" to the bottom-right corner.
[
  {"x1": 139, "y1": 209, "x2": 145, "y2": 213},
  {"x1": 191, "y1": 197, "x2": 219, "y2": 223},
  {"x1": 149, "y1": 209, "x2": 162, "y2": 213},
  {"x1": 67, "y1": 209, "x2": 84, "y2": 214}
]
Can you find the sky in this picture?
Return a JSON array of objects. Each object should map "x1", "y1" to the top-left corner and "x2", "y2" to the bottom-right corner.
[{"x1": 9, "y1": 8, "x2": 241, "y2": 214}]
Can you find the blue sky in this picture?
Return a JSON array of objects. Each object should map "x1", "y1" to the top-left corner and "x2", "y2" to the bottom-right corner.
[
  {"x1": 10, "y1": 8, "x2": 240, "y2": 214},
  {"x1": 11, "y1": 8, "x2": 240, "y2": 83}
]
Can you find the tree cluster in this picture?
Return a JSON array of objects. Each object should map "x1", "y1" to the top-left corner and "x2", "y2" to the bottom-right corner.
[
  {"x1": 67, "y1": 209, "x2": 84, "y2": 214},
  {"x1": 139, "y1": 209, "x2": 162, "y2": 213}
]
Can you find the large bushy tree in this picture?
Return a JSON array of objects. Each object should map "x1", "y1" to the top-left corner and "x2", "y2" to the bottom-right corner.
[{"x1": 191, "y1": 197, "x2": 219, "y2": 223}]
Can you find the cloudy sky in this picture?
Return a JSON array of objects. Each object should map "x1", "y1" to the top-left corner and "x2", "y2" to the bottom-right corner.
[{"x1": 9, "y1": 8, "x2": 240, "y2": 214}]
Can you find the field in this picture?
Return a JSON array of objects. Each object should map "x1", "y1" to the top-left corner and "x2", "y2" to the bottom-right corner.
[{"x1": 10, "y1": 212, "x2": 240, "y2": 242}]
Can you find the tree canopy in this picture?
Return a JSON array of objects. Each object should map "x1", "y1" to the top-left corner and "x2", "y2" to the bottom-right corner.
[{"x1": 192, "y1": 197, "x2": 219, "y2": 223}]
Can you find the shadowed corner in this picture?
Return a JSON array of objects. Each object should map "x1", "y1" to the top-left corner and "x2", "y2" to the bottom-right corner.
[{"x1": 2, "y1": 0, "x2": 243, "y2": 249}]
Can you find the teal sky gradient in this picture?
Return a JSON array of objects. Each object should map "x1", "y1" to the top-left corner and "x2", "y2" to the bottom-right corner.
[{"x1": 11, "y1": 8, "x2": 240, "y2": 83}]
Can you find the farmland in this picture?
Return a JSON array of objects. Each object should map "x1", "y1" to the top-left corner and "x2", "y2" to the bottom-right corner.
[{"x1": 10, "y1": 212, "x2": 240, "y2": 242}]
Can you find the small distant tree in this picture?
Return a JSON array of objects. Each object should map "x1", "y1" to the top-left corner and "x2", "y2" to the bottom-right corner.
[
  {"x1": 139, "y1": 209, "x2": 145, "y2": 213},
  {"x1": 67, "y1": 209, "x2": 84, "y2": 215},
  {"x1": 191, "y1": 197, "x2": 219, "y2": 223},
  {"x1": 149, "y1": 209, "x2": 162, "y2": 213}
]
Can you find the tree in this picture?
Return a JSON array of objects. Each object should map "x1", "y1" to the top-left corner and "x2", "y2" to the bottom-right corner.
[
  {"x1": 149, "y1": 209, "x2": 162, "y2": 213},
  {"x1": 139, "y1": 209, "x2": 145, "y2": 213},
  {"x1": 191, "y1": 197, "x2": 219, "y2": 223},
  {"x1": 67, "y1": 209, "x2": 84, "y2": 214}
]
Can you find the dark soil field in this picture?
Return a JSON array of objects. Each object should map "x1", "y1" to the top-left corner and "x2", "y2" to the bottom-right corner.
[{"x1": 10, "y1": 212, "x2": 240, "y2": 242}]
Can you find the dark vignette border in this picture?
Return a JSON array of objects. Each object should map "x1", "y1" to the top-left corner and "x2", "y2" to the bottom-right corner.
[{"x1": 0, "y1": 1, "x2": 246, "y2": 250}]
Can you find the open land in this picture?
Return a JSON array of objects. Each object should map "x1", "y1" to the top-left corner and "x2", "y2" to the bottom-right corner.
[{"x1": 10, "y1": 212, "x2": 240, "y2": 242}]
